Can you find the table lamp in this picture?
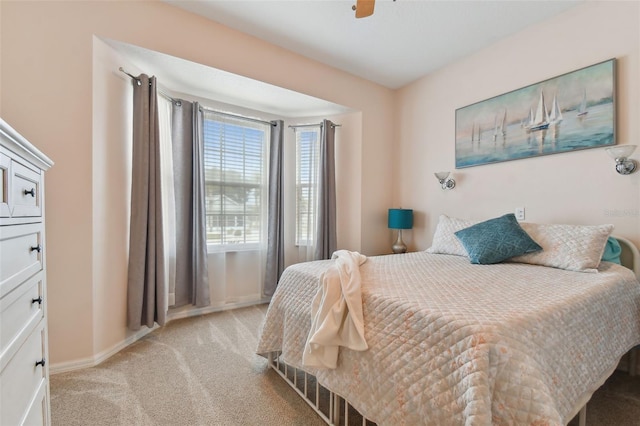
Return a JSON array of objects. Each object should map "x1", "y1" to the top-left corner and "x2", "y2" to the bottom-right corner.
[{"x1": 388, "y1": 208, "x2": 413, "y2": 254}]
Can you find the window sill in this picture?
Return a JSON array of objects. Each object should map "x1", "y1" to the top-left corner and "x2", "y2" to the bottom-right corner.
[{"x1": 207, "y1": 243, "x2": 262, "y2": 254}]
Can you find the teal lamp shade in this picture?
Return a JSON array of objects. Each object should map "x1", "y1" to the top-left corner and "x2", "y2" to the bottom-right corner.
[
  {"x1": 388, "y1": 209, "x2": 413, "y2": 230},
  {"x1": 388, "y1": 209, "x2": 413, "y2": 254}
]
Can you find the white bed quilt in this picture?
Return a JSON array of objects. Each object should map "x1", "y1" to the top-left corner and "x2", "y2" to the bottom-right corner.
[{"x1": 256, "y1": 252, "x2": 640, "y2": 425}]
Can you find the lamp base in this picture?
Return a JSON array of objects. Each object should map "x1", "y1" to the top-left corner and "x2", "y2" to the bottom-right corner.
[{"x1": 392, "y1": 229, "x2": 407, "y2": 254}]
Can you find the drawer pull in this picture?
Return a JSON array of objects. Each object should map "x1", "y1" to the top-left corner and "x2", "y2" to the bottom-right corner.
[
  {"x1": 30, "y1": 245, "x2": 42, "y2": 253},
  {"x1": 35, "y1": 358, "x2": 46, "y2": 368},
  {"x1": 32, "y1": 296, "x2": 43, "y2": 305},
  {"x1": 23, "y1": 188, "x2": 36, "y2": 197}
]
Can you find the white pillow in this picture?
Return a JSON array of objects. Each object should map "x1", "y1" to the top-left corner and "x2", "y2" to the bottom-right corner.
[
  {"x1": 426, "y1": 215, "x2": 477, "y2": 257},
  {"x1": 510, "y1": 222, "x2": 614, "y2": 273}
]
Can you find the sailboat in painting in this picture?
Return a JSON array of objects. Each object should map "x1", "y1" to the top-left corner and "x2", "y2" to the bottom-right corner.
[
  {"x1": 549, "y1": 94, "x2": 563, "y2": 125},
  {"x1": 522, "y1": 108, "x2": 534, "y2": 129},
  {"x1": 577, "y1": 89, "x2": 588, "y2": 118},
  {"x1": 528, "y1": 92, "x2": 550, "y2": 132},
  {"x1": 493, "y1": 110, "x2": 507, "y2": 141},
  {"x1": 471, "y1": 123, "x2": 483, "y2": 143}
]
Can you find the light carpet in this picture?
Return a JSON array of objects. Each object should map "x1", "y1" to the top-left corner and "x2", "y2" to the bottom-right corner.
[{"x1": 51, "y1": 304, "x2": 640, "y2": 425}]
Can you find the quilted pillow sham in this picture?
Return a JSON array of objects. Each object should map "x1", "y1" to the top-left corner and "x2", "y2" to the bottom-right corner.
[
  {"x1": 454, "y1": 214, "x2": 542, "y2": 264},
  {"x1": 511, "y1": 222, "x2": 614, "y2": 273},
  {"x1": 426, "y1": 215, "x2": 477, "y2": 256}
]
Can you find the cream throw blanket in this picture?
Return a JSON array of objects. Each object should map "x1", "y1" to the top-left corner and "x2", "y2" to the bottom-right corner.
[{"x1": 302, "y1": 250, "x2": 368, "y2": 369}]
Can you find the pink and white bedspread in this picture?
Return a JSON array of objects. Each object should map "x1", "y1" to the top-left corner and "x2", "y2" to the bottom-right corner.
[{"x1": 256, "y1": 252, "x2": 640, "y2": 425}]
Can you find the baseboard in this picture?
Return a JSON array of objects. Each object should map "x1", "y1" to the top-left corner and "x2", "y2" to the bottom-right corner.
[
  {"x1": 167, "y1": 297, "x2": 271, "y2": 321},
  {"x1": 49, "y1": 298, "x2": 270, "y2": 375},
  {"x1": 49, "y1": 326, "x2": 157, "y2": 375},
  {"x1": 49, "y1": 355, "x2": 95, "y2": 375}
]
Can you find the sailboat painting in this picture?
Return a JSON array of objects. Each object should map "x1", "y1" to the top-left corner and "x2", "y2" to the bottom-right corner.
[{"x1": 455, "y1": 59, "x2": 615, "y2": 168}]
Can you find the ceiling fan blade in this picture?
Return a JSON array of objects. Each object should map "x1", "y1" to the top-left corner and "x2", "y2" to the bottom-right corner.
[{"x1": 354, "y1": 0, "x2": 375, "y2": 18}]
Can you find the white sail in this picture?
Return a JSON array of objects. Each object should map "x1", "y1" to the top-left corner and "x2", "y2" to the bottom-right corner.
[
  {"x1": 549, "y1": 95, "x2": 563, "y2": 124},
  {"x1": 533, "y1": 92, "x2": 549, "y2": 125},
  {"x1": 525, "y1": 92, "x2": 550, "y2": 132},
  {"x1": 577, "y1": 90, "x2": 588, "y2": 117},
  {"x1": 501, "y1": 109, "x2": 507, "y2": 135}
]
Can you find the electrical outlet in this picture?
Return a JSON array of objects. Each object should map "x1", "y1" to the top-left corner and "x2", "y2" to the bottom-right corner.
[{"x1": 515, "y1": 207, "x2": 525, "y2": 221}]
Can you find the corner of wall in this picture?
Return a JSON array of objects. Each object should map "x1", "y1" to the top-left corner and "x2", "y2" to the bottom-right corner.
[{"x1": 91, "y1": 36, "x2": 136, "y2": 360}]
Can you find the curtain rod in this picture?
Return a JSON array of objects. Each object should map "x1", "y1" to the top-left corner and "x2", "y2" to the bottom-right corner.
[
  {"x1": 120, "y1": 67, "x2": 173, "y2": 100},
  {"x1": 205, "y1": 109, "x2": 275, "y2": 127},
  {"x1": 120, "y1": 66, "x2": 193, "y2": 103},
  {"x1": 119, "y1": 67, "x2": 275, "y2": 127},
  {"x1": 119, "y1": 67, "x2": 141, "y2": 86},
  {"x1": 289, "y1": 123, "x2": 341, "y2": 129},
  {"x1": 120, "y1": 68, "x2": 338, "y2": 129}
]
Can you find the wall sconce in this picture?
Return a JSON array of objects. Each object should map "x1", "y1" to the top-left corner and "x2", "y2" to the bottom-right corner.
[
  {"x1": 434, "y1": 172, "x2": 456, "y2": 190},
  {"x1": 388, "y1": 208, "x2": 413, "y2": 254},
  {"x1": 605, "y1": 145, "x2": 637, "y2": 175}
]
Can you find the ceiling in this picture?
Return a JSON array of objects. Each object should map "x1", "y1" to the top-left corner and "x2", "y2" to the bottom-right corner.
[
  {"x1": 111, "y1": 0, "x2": 582, "y2": 118},
  {"x1": 108, "y1": 38, "x2": 352, "y2": 117},
  {"x1": 163, "y1": 0, "x2": 582, "y2": 89}
]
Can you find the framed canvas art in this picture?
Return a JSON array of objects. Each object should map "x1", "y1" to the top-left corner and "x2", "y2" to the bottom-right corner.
[{"x1": 455, "y1": 59, "x2": 616, "y2": 168}]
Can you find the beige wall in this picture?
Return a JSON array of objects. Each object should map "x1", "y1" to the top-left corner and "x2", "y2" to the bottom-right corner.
[
  {"x1": 3, "y1": 0, "x2": 637, "y2": 369},
  {"x1": 92, "y1": 37, "x2": 137, "y2": 362},
  {"x1": 396, "y1": 1, "x2": 640, "y2": 251},
  {"x1": 0, "y1": 0, "x2": 394, "y2": 366}
]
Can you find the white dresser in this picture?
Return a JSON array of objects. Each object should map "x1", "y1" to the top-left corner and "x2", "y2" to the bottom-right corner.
[{"x1": 0, "y1": 118, "x2": 53, "y2": 425}]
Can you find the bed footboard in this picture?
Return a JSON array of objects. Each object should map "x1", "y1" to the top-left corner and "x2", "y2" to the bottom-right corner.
[
  {"x1": 265, "y1": 351, "x2": 589, "y2": 426},
  {"x1": 266, "y1": 352, "x2": 376, "y2": 426}
]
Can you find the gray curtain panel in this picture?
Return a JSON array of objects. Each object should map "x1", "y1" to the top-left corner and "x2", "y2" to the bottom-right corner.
[
  {"x1": 264, "y1": 120, "x2": 285, "y2": 297},
  {"x1": 127, "y1": 74, "x2": 167, "y2": 330},
  {"x1": 314, "y1": 119, "x2": 337, "y2": 260},
  {"x1": 171, "y1": 100, "x2": 211, "y2": 308}
]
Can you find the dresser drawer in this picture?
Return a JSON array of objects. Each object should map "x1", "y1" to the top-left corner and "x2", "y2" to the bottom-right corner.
[
  {"x1": 22, "y1": 379, "x2": 49, "y2": 426},
  {"x1": 0, "y1": 223, "x2": 43, "y2": 297},
  {"x1": 0, "y1": 321, "x2": 47, "y2": 426},
  {"x1": 0, "y1": 272, "x2": 44, "y2": 361},
  {"x1": 0, "y1": 152, "x2": 10, "y2": 217},
  {"x1": 11, "y1": 160, "x2": 42, "y2": 217}
]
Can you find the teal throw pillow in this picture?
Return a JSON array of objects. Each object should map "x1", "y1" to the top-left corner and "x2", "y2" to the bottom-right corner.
[
  {"x1": 601, "y1": 236, "x2": 622, "y2": 264},
  {"x1": 454, "y1": 214, "x2": 542, "y2": 265}
]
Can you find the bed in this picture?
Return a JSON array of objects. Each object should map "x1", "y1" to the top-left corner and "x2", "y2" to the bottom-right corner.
[{"x1": 256, "y1": 217, "x2": 640, "y2": 426}]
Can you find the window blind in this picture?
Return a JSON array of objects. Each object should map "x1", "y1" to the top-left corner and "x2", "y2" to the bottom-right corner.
[
  {"x1": 203, "y1": 111, "x2": 269, "y2": 246},
  {"x1": 295, "y1": 128, "x2": 320, "y2": 246}
]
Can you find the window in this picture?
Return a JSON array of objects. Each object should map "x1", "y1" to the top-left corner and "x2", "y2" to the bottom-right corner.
[
  {"x1": 203, "y1": 111, "x2": 269, "y2": 247},
  {"x1": 295, "y1": 127, "x2": 320, "y2": 246}
]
